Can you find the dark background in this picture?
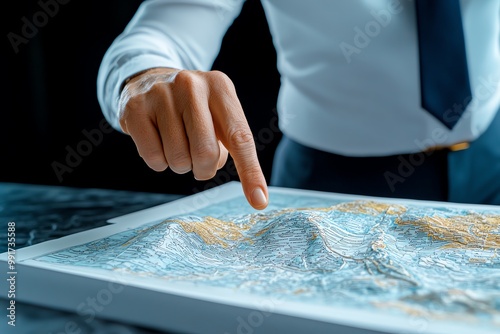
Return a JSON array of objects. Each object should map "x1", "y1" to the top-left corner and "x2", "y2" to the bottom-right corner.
[{"x1": 3, "y1": 0, "x2": 281, "y2": 196}]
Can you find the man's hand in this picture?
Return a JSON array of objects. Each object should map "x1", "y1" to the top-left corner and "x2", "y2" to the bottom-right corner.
[{"x1": 119, "y1": 67, "x2": 268, "y2": 210}]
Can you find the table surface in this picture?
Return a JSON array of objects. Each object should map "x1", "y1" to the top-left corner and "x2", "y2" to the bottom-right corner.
[{"x1": 0, "y1": 182, "x2": 185, "y2": 334}]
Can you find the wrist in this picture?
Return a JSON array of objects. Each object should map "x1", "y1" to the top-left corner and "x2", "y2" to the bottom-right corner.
[{"x1": 121, "y1": 67, "x2": 180, "y2": 92}]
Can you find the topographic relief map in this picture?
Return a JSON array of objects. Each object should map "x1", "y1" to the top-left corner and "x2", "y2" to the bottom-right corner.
[{"x1": 35, "y1": 193, "x2": 500, "y2": 330}]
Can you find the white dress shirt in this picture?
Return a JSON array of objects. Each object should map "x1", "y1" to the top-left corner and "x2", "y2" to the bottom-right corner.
[{"x1": 97, "y1": 0, "x2": 500, "y2": 156}]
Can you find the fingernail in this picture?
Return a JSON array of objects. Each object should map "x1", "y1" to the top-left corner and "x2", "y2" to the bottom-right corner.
[{"x1": 251, "y1": 187, "x2": 268, "y2": 208}]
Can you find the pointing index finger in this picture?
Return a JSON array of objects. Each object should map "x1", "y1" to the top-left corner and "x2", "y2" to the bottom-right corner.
[
  {"x1": 226, "y1": 124, "x2": 269, "y2": 210},
  {"x1": 208, "y1": 77, "x2": 268, "y2": 210}
]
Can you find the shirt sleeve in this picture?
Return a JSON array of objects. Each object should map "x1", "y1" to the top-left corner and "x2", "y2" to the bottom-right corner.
[{"x1": 96, "y1": 0, "x2": 246, "y2": 131}]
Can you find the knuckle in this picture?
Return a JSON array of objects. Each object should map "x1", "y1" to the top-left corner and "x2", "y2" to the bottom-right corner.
[
  {"x1": 174, "y1": 70, "x2": 193, "y2": 83},
  {"x1": 168, "y1": 150, "x2": 192, "y2": 171},
  {"x1": 228, "y1": 126, "x2": 255, "y2": 148},
  {"x1": 175, "y1": 71, "x2": 204, "y2": 92},
  {"x1": 209, "y1": 70, "x2": 230, "y2": 82},
  {"x1": 142, "y1": 154, "x2": 168, "y2": 171},
  {"x1": 192, "y1": 142, "x2": 220, "y2": 165},
  {"x1": 209, "y1": 71, "x2": 234, "y2": 90},
  {"x1": 140, "y1": 149, "x2": 163, "y2": 162},
  {"x1": 194, "y1": 168, "x2": 217, "y2": 181},
  {"x1": 238, "y1": 165, "x2": 263, "y2": 183}
]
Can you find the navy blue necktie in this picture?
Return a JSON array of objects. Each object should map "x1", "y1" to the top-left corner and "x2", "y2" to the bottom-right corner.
[{"x1": 415, "y1": 0, "x2": 472, "y2": 129}]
